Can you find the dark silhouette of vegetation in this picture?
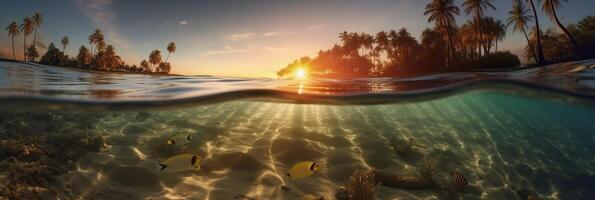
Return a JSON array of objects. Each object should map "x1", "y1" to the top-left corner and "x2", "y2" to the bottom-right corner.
[
  {"x1": 525, "y1": 0, "x2": 546, "y2": 64},
  {"x1": 32, "y1": 12, "x2": 43, "y2": 51},
  {"x1": 165, "y1": 42, "x2": 176, "y2": 62},
  {"x1": 38, "y1": 30, "x2": 174, "y2": 74},
  {"x1": 278, "y1": 1, "x2": 594, "y2": 79},
  {"x1": 462, "y1": 0, "x2": 496, "y2": 57},
  {"x1": 4, "y1": 12, "x2": 175, "y2": 74},
  {"x1": 525, "y1": 16, "x2": 595, "y2": 63},
  {"x1": 508, "y1": 1, "x2": 538, "y2": 63},
  {"x1": 424, "y1": 0, "x2": 460, "y2": 68},
  {"x1": 25, "y1": 45, "x2": 38, "y2": 62},
  {"x1": 39, "y1": 43, "x2": 65, "y2": 66},
  {"x1": 19, "y1": 17, "x2": 33, "y2": 61},
  {"x1": 5, "y1": 22, "x2": 19, "y2": 60},
  {"x1": 542, "y1": 0, "x2": 580, "y2": 55},
  {"x1": 61, "y1": 36, "x2": 69, "y2": 53}
]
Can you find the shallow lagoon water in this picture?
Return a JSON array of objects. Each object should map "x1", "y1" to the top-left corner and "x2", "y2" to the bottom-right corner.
[{"x1": 1, "y1": 61, "x2": 595, "y2": 199}]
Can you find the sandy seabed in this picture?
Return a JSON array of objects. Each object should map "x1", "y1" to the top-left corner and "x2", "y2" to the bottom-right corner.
[{"x1": 3, "y1": 92, "x2": 594, "y2": 200}]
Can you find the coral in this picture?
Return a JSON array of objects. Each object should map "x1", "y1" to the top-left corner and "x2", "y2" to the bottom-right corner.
[
  {"x1": 390, "y1": 137, "x2": 414, "y2": 156},
  {"x1": 343, "y1": 169, "x2": 377, "y2": 200},
  {"x1": 0, "y1": 112, "x2": 105, "y2": 199},
  {"x1": 416, "y1": 156, "x2": 437, "y2": 178}
]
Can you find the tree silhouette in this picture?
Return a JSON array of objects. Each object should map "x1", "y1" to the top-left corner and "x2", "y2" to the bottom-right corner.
[
  {"x1": 26, "y1": 45, "x2": 39, "y2": 61},
  {"x1": 6, "y1": 22, "x2": 19, "y2": 60},
  {"x1": 542, "y1": 0, "x2": 580, "y2": 56},
  {"x1": 149, "y1": 50, "x2": 162, "y2": 72},
  {"x1": 463, "y1": 0, "x2": 496, "y2": 57},
  {"x1": 76, "y1": 45, "x2": 92, "y2": 68},
  {"x1": 61, "y1": 36, "x2": 69, "y2": 53},
  {"x1": 165, "y1": 42, "x2": 176, "y2": 62},
  {"x1": 525, "y1": 0, "x2": 546, "y2": 64},
  {"x1": 20, "y1": 17, "x2": 34, "y2": 61},
  {"x1": 508, "y1": 1, "x2": 538, "y2": 63},
  {"x1": 32, "y1": 12, "x2": 43, "y2": 50},
  {"x1": 424, "y1": 0, "x2": 460, "y2": 69}
]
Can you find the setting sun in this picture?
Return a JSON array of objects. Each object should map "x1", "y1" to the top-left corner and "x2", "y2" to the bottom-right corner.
[{"x1": 294, "y1": 68, "x2": 308, "y2": 80}]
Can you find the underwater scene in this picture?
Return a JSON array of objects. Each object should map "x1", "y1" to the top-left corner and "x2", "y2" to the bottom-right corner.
[{"x1": 1, "y1": 61, "x2": 595, "y2": 200}]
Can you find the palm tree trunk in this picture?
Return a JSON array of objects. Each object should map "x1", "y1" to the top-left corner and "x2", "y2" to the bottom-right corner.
[
  {"x1": 23, "y1": 37, "x2": 27, "y2": 61},
  {"x1": 477, "y1": 11, "x2": 486, "y2": 57},
  {"x1": 165, "y1": 53, "x2": 171, "y2": 63},
  {"x1": 551, "y1": 6, "x2": 580, "y2": 57},
  {"x1": 11, "y1": 36, "x2": 16, "y2": 60},
  {"x1": 445, "y1": 25, "x2": 455, "y2": 70},
  {"x1": 33, "y1": 28, "x2": 38, "y2": 49},
  {"x1": 528, "y1": 0, "x2": 545, "y2": 64},
  {"x1": 522, "y1": 28, "x2": 538, "y2": 64}
]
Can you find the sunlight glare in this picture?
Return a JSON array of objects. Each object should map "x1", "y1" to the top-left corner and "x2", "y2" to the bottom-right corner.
[{"x1": 294, "y1": 68, "x2": 307, "y2": 80}]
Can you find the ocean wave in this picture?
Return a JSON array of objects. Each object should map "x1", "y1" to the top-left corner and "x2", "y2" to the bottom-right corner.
[{"x1": 0, "y1": 60, "x2": 594, "y2": 111}]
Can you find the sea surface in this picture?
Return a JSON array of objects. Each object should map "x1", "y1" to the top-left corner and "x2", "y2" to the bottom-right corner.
[{"x1": 1, "y1": 60, "x2": 595, "y2": 199}]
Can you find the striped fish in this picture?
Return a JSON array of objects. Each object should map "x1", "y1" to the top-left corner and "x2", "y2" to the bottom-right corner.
[{"x1": 447, "y1": 171, "x2": 468, "y2": 195}]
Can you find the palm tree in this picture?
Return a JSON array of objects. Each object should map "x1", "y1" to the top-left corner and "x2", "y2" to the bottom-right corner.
[
  {"x1": 61, "y1": 36, "x2": 69, "y2": 53},
  {"x1": 26, "y1": 45, "x2": 39, "y2": 61},
  {"x1": 525, "y1": 0, "x2": 545, "y2": 64},
  {"x1": 424, "y1": 0, "x2": 460, "y2": 69},
  {"x1": 362, "y1": 34, "x2": 375, "y2": 59},
  {"x1": 165, "y1": 42, "x2": 176, "y2": 62},
  {"x1": 96, "y1": 45, "x2": 121, "y2": 70},
  {"x1": 140, "y1": 59, "x2": 150, "y2": 72},
  {"x1": 462, "y1": 0, "x2": 496, "y2": 57},
  {"x1": 20, "y1": 17, "x2": 34, "y2": 61},
  {"x1": 542, "y1": 0, "x2": 580, "y2": 55},
  {"x1": 149, "y1": 50, "x2": 162, "y2": 72},
  {"x1": 88, "y1": 29, "x2": 104, "y2": 56},
  {"x1": 493, "y1": 19, "x2": 506, "y2": 52},
  {"x1": 76, "y1": 45, "x2": 92, "y2": 68},
  {"x1": 508, "y1": 1, "x2": 538, "y2": 63},
  {"x1": 6, "y1": 22, "x2": 19, "y2": 60},
  {"x1": 32, "y1": 12, "x2": 43, "y2": 50}
]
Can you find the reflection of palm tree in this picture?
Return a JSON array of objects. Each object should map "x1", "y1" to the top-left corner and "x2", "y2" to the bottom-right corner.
[
  {"x1": 424, "y1": 0, "x2": 460, "y2": 69},
  {"x1": 508, "y1": 1, "x2": 538, "y2": 63},
  {"x1": 6, "y1": 22, "x2": 19, "y2": 60},
  {"x1": 20, "y1": 17, "x2": 34, "y2": 61},
  {"x1": 61, "y1": 36, "x2": 69, "y2": 53},
  {"x1": 463, "y1": 0, "x2": 495, "y2": 57},
  {"x1": 165, "y1": 42, "x2": 176, "y2": 62},
  {"x1": 32, "y1": 12, "x2": 43, "y2": 50},
  {"x1": 525, "y1": 0, "x2": 545, "y2": 64},
  {"x1": 542, "y1": 0, "x2": 580, "y2": 55}
]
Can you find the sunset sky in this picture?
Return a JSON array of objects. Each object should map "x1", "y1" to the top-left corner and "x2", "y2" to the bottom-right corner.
[{"x1": 1, "y1": 0, "x2": 594, "y2": 78}]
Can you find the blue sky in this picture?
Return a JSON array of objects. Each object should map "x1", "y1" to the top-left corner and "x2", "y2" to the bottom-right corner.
[{"x1": 1, "y1": 0, "x2": 594, "y2": 77}]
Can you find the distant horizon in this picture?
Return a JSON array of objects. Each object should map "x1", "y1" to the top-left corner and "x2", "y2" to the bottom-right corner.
[{"x1": 2, "y1": 0, "x2": 594, "y2": 78}]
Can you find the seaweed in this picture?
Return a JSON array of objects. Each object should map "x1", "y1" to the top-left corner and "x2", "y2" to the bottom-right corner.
[{"x1": 338, "y1": 169, "x2": 377, "y2": 200}]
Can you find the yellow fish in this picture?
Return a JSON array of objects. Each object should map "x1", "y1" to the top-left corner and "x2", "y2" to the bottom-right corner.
[
  {"x1": 167, "y1": 134, "x2": 192, "y2": 146},
  {"x1": 287, "y1": 162, "x2": 320, "y2": 179},
  {"x1": 159, "y1": 154, "x2": 201, "y2": 173}
]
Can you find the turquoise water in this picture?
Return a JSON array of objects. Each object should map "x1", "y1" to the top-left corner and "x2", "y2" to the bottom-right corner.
[{"x1": 1, "y1": 61, "x2": 595, "y2": 199}]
